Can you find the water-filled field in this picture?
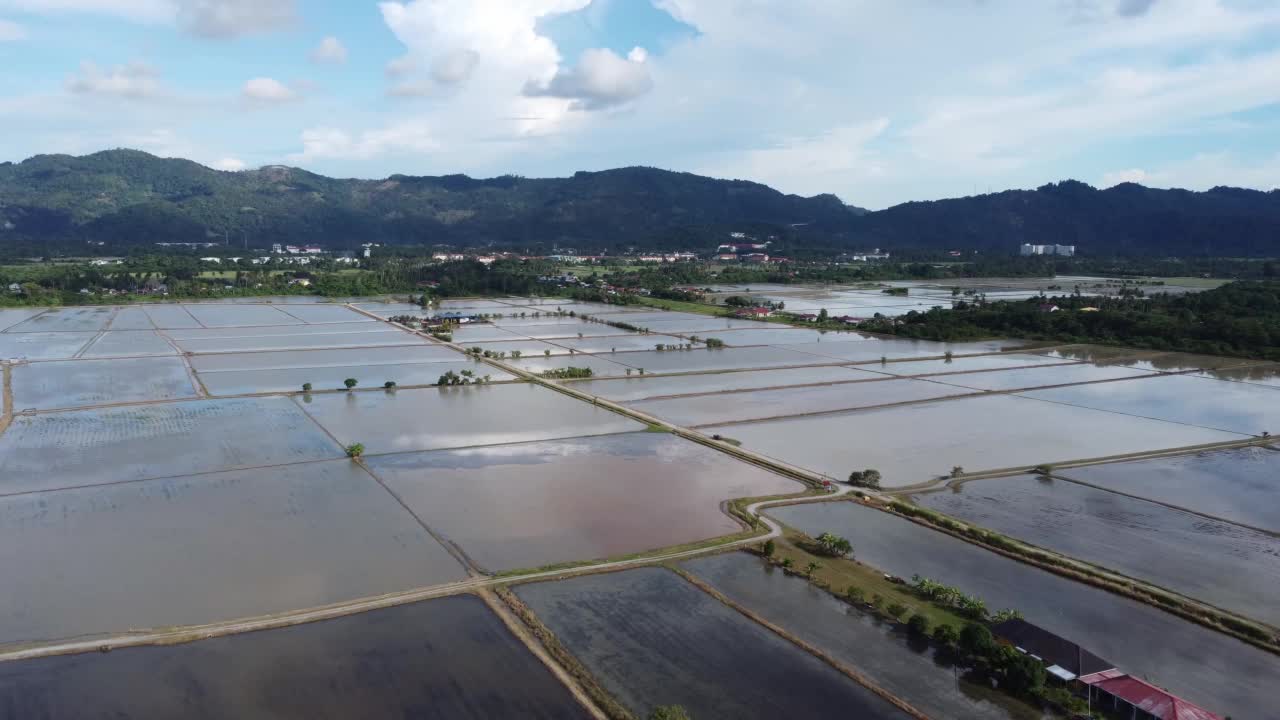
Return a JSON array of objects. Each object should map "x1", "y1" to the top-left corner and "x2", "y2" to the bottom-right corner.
[
  {"x1": 273, "y1": 304, "x2": 375, "y2": 323},
  {"x1": 80, "y1": 330, "x2": 177, "y2": 357},
  {"x1": 166, "y1": 321, "x2": 386, "y2": 340},
  {"x1": 861, "y1": 353, "x2": 1076, "y2": 376},
  {"x1": 12, "y1": 356, "x2": 198, "y2": 410},
  {"x1": 1021, "y1": 373, "x2": 1280, "y2": 434},
  {"x1": 189, "y1": 344, "x2": 462, "y2": 372},
  {"x1": 365, "y1": 433, "x2": 800, "y2": 572},
  {"x1": 927, "y1": 363, "x2": 1152, "y2": 391},
  {"x1": 705, "y1": 327, "x2": 871, "y2": 346},
  {"x1": 709, "y1": 394, "x2": 1241, "y2": 485},
  {"x1": 0, "y1": 308, "x2": 46, "y2": 331},
  {"x1": 784, "y1": 338, "x2": 1023, "y2": 363},
  {"x1": 506, "y1": 353, "x2": 636, "y2": 377},
  {"x1": 563, "y1": 365, "x2": 882, "y2": 402},
  {"x1": 0, "y1": 460, "x2": 465, "y2": 644},
  {"x1": 4, "y1": 307, "x2": 114, "y2": 332},
  {"x1": 552, "y1": 333, "x2": 699, "y2": 354},
  {"x1": 182, "y1": 304, "x2": 303, "y2": 327},
  {"x1": 599, "y1": 346, "x2": 836, "y2": 374},
  {"x1": 141, "y1": 304, "x2": 203, "y2": 329},
  {"x1": 0, "y1": 397, "x2": 342, "y2": 493},
  {"x1": 0, "y1": 595, "x2": 591, "y2": 719},
  {"x1": 769, "y1": 502, "x2": 1280, "y2": 719},
  {"x1": 628, "y1": 377, "x2": 974, "y2": 426},
  {"x1": 174, "y1": 328, "x2": 424, "y2": 354},
  {"x1": 516, "y1": 567, "x2": 911, "y2": 719},
  {"x1": 198, "y1": 359, "x2": 513, "y2": 395},
  {"x1": 912, "y1": 476, "x2": 1280, "y2": 624},
  {"x1": 1060, "y1": 446, "x2": 1280, "y2": 532},
  {"x1": 0, "y1": 331, "x2": 97, "y2": 360},
  {"x1": 682, "y1": 552, "x2": 1040, "y2": 720},
  {"x1": 299, "y1": 384, "x2": 645, "y2": 454}
]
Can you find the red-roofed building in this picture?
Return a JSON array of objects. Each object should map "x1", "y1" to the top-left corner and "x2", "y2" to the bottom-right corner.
[
  {"x1": 734, "y1": 307, "x2": 773, "y2": 319},
  {"x1": 1079, "y1": 671, "x2": 1222, "y2": 720}
]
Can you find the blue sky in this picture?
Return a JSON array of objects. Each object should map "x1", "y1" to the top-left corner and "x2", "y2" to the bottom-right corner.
[{"x1": 1, "y1": 0, "x2": 1279, "y2": 209}]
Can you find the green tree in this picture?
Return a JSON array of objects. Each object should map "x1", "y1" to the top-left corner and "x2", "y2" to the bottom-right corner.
[
  {"x1": 847, "y1": 468, "x2": 881, "y2": 489},
  {"x1": 344, "y1": 378, "x2": 358, "y2": 391},
  {"x1": 959, "y1": 622, "x2": 995, "y2": 659},
  {"x1": 907, "y1": 613, "x2": 932, "y2": 637},
  {"x1": 345, "y1": 443, "x2": 364, "y2": 459},
  {"x1": 817, "y1": 308, "x2": 829, "y2": 323},
  {"x1": 932, "y1": 623, "x2": 959, "y2": 647},
  {"x1": 761, "y1": 539, "x2": 776, "y2": 557},
  {"x1": 301, "y1": 382, "x2": 312, "y2": 392},
  {"x1": 383, "y1": 381, "x2": 397, "y2": 389}
]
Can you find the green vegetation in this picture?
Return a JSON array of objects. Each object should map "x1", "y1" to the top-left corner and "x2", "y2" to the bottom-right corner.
[
  {"x1": 846, "y1": 468, "x2": 882, "y2": 489},
  {"x1": 301, "y1": 382, "x2": 312, "y2": 392},
  {"x1": 383, "y1": 381, "x2": 397, "y2": 389},
  {"x1": 344, "y1": 443, "x2": 364, "y2": 459},
  {"x1": 436, "y1": 369, "x2": 490, "y2": 386},
  {"x1": 539, "y1": 367, "x2": 594, "y2": 379},
  {"x1": 860, "y1": 280, "x2": 1280, "y2": 361},
  {"x1": 649, "y1": 705, "x2": 691, "y2": 720},
  {"x1": 343, "y1": 378, "x2": 358, "y2": 391},
  {"x1": 813, "y1": 532, "x2": 853, "y2": 558},
  {"x1": 703, "y1": 337, "x2": 725, "y2": 348}
]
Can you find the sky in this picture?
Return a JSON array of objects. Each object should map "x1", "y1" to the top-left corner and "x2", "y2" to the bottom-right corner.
[{"x1": 1, "y1": 0, "x2": 1279, "y2": 209}]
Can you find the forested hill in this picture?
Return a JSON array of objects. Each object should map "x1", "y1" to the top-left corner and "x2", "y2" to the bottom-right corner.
[
  {"x1": 2, "y1": 149, "x2": 1280, "y2": 255},
  {"x1": 855, "y1": 181, "x2": 1280, "y2": 256},
  {"x1": 0, "y1": 150, "x2": 852, "y2": 251}
]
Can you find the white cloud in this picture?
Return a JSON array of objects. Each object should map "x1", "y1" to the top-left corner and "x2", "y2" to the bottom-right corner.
[
  {"x1": 524, "y1": 47, "x2": 653, "y2": 110},
  {"x1": 0, "y1": 0, "x2": 174, "y2": 23},
  {"x1": 175, "y1": 0, "x2": 294, "y2": 38},
  {"x1": 700, "y1": 119, "x2": 891, "y2": 199},
  {"x1": 1101, "y1": 168, "x2": 1148, "y2": 186},
  {"x1": 66, "y1": 60, "x2": 162, "y2": 99},
  {"x1": 310, "y1": 36, "x2": 347, "y2": 65},
  {"x1": 242, "y1": 77, "x2": 297, "y2": 104},
  {"x1": 0, "y1": 18, "x2": 26, "y2": 41},
  {"x1": 1105, "y1": 152, "x2": 1280, "y2": 191},
  {"x1": 212, "y1": 156, "x2": 246, "y2": 170},
  {"x1": 290, "y1": 122, "x2": 438, "y2": 161},
  {"x1": 429, "y1": 48, "x2": 479, "y2": 84}
]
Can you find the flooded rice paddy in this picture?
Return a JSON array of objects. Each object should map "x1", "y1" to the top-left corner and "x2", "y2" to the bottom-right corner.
[
  {"x1": 563, "y1": 365, "x2": 882, "y2": 402},
  {"x1": 12, "y1": 356, "x2": 198, "y2": 410},
  {"x1": 927, "y1": 363, "x2": 1153, "y2": 391},
  {"x1": 505, "y1": 353, "x2": 635, "y2": 377},
  {"x1": 165, "y1": 321, "x2": 386, "y2": 340},
  {"x1": 140, "y1": 304, "x2": 203, "y2": 329},
  {"x1": 1022, "y1": 373, "x2": 1280, "y2": 434},
  {"x1": 0, "y1": 308, "x2": 45, "y2": 331},
  {"x1": 0, "y1": 595, "x2": 590, "y2": 719},
  {"x1": 768, "y1": 502, "x2": 1280, "y2": 719},
  {"x1": 911, "y1": 476, "x2": 1280, "y2": 624},
  {"x1": 551, "y1": 333, "x2": 698, "y2": 354},
  {"x1": 80, "y1": 330, "x2": 177, "y2": 357},
  {"x1": 597, "y1": 345, "x2": 837, "y2": 374},
  {"x1": 298, "y1": 384, "x2": 645, "y2": 454},
  {"x1": 182, "y1": 304, "x2": 303, "y2": 327},
  {"x1": 5, "y1": 307, "x2": 114, "y2": 333},
  {"x1": 365, "y1": 433, "x2": 800, "y2": 572},
  {"x1": 682, "y1": 552, "x2": 1041, "y2": 720},
  {"x1": 188, "y1": 344, "x2": 461, "y2": 372},
  {"x1": 629, "y1": 377, "x2": 975, "y2": 426},
  {"x1": 705, "y1": 327, "x2": 872, "y2": 346},
  {"x1": 1060, "y1": 446, "x2": 1280, "y2": 532},
  {"x1": 173, "y1": 328, "x2": 424, "y2": 354},
  {"x1": 0, "y1": 397, "x2": 342, "y2": 493},
  {"x1": 516, "y1": 567, "x2": 911, "y2": 720},
  {"x1": 709, "y1": 394, "x2": 1242, "y2": 486},
  {"x1": 199, "y1": 359, "x2": 513, "y2": 395},
  {"x1": 0, "y1": 460, "x2": 465, "y2": 644},
  {"x1": 0, "y1": 332, "x2": 97, "y2": 360},
  {"x1": 860, "y1": 353, "x2": 1077, "y2": 376}
]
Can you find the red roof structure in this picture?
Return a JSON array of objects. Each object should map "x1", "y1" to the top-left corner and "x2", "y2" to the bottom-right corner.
[{"x1": 1079, "y1": 671, "x2": 1222, "y2": 720}]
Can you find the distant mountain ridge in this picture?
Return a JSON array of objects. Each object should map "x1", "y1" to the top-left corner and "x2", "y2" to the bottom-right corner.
[{"x1": 1, "y1": 149, "x2": 1278, "y2": 256}]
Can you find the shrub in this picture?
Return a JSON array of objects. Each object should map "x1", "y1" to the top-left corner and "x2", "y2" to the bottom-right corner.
[
  {"x1": 886, "y1": 602, "x2": 909, "y2": 619},
  {"x1": 344, "y1": 443, "x2": 364, "y2": 458},
  {"x1": 907, "y1": 613, "x2": 932, "y2": 637},
  {"x1": 932, "y1": 623, "x2": 959, "y2": 647},
  {"x1": 845, "y1": 585, "x2": 865, "y2": 602},
  {"x1": 761, "y1": 539, "x2": 775, "y2": 557}
]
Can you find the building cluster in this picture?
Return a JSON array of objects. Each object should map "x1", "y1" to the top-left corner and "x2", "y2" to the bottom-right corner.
[
  {"x1": 1020, "y1": 243, "x2": 1076, "y2": 257},
  {"x1": 992, "y1": 619, "x2": 1221, "y2": 720}
]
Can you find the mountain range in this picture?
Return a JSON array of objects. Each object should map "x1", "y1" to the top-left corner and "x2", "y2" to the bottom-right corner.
[{"x1": 1, "y1": 149, "x2": 1278, "y2": 256}]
